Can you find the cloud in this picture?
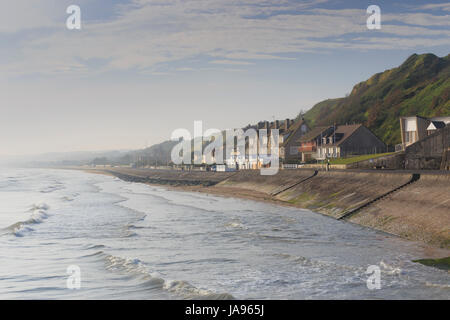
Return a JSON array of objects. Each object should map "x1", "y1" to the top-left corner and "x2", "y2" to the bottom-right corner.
[
  {"x1": 176, "y1": 67, "x2": 195, "y2": 71},
  {"x1": 210, "y1": 60, "x2": 254, "y2": 65},
  {"x1": 1, "y1": 0, "x2": 449, "y2": 77},
  {"x1": 415, "y1": 3, "x2": 450, "y2": 11}
]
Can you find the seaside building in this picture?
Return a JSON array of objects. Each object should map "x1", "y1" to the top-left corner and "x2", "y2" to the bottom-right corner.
[
  {"x1": 297, "y1": 126, "x2": 335, "y2": 162},
  {"x1": 204, "y1": 117, "x2": 309, "y2": 168},
  {"x1": 238, "y1": 117, "x2": 307, "y2": 166},
  {"x1": 279, "y1": 117, "x2": 309, "y2": 163},
  {"x1": 399, "y1": 115, "x2": 450, "y2": 149},
  {"x1": 309, "y1": 124, "x2": 386, "y2": 159}
]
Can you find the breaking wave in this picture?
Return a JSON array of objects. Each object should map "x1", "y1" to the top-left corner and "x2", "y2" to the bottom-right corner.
[
  {"x1": 101, "y1": 253, "x2": 235, "y2": 300},
  {"x1": 1, "y1": 203, "x2": 50, "y2": 237}
]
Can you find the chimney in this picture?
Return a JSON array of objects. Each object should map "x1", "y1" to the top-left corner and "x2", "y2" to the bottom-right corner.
[{"x1": 285, "y1": 119, "x2": 290, "y2": 130}]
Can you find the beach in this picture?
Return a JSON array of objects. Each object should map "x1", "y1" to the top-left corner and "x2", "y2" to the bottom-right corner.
[
  {"x1": 1, "y1": 167, "x2": 449, "y2": 299},
  {"x1": 82, "y1": 167, "x2": 450, "y2": 250}
]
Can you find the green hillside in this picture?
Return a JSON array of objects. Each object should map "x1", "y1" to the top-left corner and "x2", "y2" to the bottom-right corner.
[{"x1": 304, "y1": 53, "x2": 450, "y2": 145}]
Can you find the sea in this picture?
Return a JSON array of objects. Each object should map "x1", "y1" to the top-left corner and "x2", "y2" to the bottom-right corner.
[{"x1": 0, "y1": 168, "x2": 448, "y2": 299}]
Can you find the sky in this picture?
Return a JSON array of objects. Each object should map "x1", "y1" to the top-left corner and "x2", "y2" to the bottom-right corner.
[{"x1": 0, "y1": 0, "x2": 449, "y2": 156}]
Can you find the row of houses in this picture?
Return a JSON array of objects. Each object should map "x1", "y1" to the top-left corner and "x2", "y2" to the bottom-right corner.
[
  {"x1": 260, "y1": 117, "x2": 387, "y2": 164},
  {"x1": 221, "y1": 114, "x2": 450, "y2": 169},
  {"x1": 167, "y1": 113, "x2": 450, "y2": 171},
  {"x1": 216, "y1": 116, "x2": 387, "y2": 169}
]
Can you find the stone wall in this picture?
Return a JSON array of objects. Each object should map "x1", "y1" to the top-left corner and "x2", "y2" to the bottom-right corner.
[
  {"x1": 404, "y1": 125, "x2": 450, "y2": 170},
  {"x1": 346, "y1": 152, "x2": 405, "y2": 169}
]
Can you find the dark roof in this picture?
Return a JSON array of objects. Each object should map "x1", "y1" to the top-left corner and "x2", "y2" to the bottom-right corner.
[
  {"x1": 279, "y1": 119, "x2": 305, "y2": 145},
  {"x1": 320, "y1": 124, "x2": 362, "y2": 147},
  {"x1": 297, "y1": 126, "x2": 331, "y2": 143},
  {"x1": 429, "y1": 121, "x2": 446, "y2": 129}
]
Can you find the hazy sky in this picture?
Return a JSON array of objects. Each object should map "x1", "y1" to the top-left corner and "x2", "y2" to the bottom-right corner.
[{"x1": 1, "y1": 0, "x2": 449, "y2": 156}]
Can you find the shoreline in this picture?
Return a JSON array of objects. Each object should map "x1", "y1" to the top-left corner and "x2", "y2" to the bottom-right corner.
[{"x1": 77, "y1": 167, "x2": 450, "y2": 259}]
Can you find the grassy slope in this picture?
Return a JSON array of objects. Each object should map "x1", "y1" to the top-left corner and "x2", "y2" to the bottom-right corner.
[
  {"x1": 329, "y1": 152, "x2": 394, "y2": 165},
  {"x1": 304, "y1": 53, "x2": 450, "y2": 145}
]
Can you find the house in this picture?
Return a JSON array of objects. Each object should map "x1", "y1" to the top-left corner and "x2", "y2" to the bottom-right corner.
[
  {"x1": 250, "y1": 118, "x2": 308, "y2": 163},
  {"x1": 315, "y1": 124, "x2": 386, "y2": 159},
  {"x1": 297, "y1": 126, "x2": 334, "y2": 162},
  {"x1": 279, "y1": 117, "x2": 309, "y2": 162},
  {"x1": 427, "y1": 120, "x2": 447, "y2": 136},
  {"x1": 399, "y1": 115, "x2": 450, "y2": 148},
  {"x1": 221, "y1": 117, "x2": 309, "y2": 167}
]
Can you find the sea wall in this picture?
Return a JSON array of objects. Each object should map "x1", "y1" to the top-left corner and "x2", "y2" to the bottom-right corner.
[
  {"x1": 101, "y1": 168, "x2": 235, "y2": 186},
  {"x1": 217, "y1": 169, "x2": 317, "y2": 195},
  {"x1": 272, "y1": 171, "x2": 412, "y2": 218},
  {"x1": 348, "y1": 174, "x2": 450, "y2": 248},
  {"x1": 346, "y1": 153, "x2": 405, "y2": 169},
  {"x1": 95, "y1": 167, "x2": 450, "y2": 248},
  {"x1": 218, "y1": 170, "x2": 412, "y2": 218},
  {"x1": 217, "y1": 170, "x2": 450, "y2": 248},
  {"x1": 404, "y1": 125, "x2": 450, "y2": 170}
]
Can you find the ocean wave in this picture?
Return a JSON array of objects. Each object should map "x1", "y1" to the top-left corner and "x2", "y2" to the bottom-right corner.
[
  {"x1": 379, "y1": 260, "x2": 403, "y2": 276},
  {"x1": 125, "y1": 224, "x2": 145, "y2": 230},
  {"x1": 121, "y1": 224, "x2": 141, "y2": 238},
  {"x1": 82, "y1": 244, "x2": 106, "y2": 250},
  {"x1": 102, "y1": 253, "x2": 234, "y2": 300},
  {"x1": 273, "y1": 253, "x2": 361, "y2": 273},
  {"x1": 79, "y1": 250, "x2": 106, "y2": 258},
  {"x1": 0, "y1": 203, "x2": 50, "y2": 237},
  {"x1": 425, "y1": 282, "x2": 450, "y2": 289},
  {"x1": 137, "y1": 214, "x2": 147, "y2": 221},
  {"x1": 40, "y1": 183, "x2": 65, "y2": 193},
  {"x1": 224, "y1": 220, "x2": 247, "y2": 230}
]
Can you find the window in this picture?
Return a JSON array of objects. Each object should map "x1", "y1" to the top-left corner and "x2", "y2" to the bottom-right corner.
[
  {"x1": 405, "y1": 131, "x2": 415, "y2": 144},
  {"x1": 301, "y1": 125, "x2": 308, "y2": 133}
]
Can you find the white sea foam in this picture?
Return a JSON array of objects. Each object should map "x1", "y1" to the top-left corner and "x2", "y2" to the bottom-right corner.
[
  {"x1": 1, "y1": 202, "x2": 51, "y2": 237},
  {"x1": 102, "y1": 253, "x2": 234, "y2": 300},
  {"x1": 1, "y1": 168, "x2": 449, "y2": 300}
]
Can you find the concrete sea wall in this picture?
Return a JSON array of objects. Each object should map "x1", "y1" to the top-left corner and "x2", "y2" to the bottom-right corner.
[
  {"x1": 217, "y1": 170, "x2": 449, "y2": 248},
  {"x1": 101, "y1": 168, "x2": 236, "y2": 186},
  {"x1": 348, "y1": 174, "x2": 450, "y2": 248},
  {"x1": 97, "y1": 167, "x2": 450, "y2": 248}
]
